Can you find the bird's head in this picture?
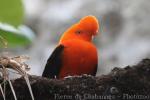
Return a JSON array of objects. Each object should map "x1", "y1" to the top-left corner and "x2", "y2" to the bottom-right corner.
[{"x1": 59, "y1": 15, "x2": 99, "y2": 43}]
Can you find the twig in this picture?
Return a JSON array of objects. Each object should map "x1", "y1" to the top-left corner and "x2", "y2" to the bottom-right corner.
[
  {"x1": 24, "y1": 74, "x2": 35, "y2": 100},
  {"x1": 0, "y1": 84, "x2": 5, "y2": 100},
  {"x1": 8, "y1": 79, "x2": 17, "y2": 100},
  {"x1": 0, "y1": 56, "x2": 34, "y2": 100}
]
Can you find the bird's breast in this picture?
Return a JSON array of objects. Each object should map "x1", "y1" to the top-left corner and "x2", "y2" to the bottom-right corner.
[{"x1": 59, "y1": 39, "x2": 98, "y2": 78}]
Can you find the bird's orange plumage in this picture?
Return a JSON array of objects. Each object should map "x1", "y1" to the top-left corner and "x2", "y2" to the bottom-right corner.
[
  {"x1": 59, "y1": 39, "x2": 97, "y2": 78},
  {"x1": 42, "y1": 15, "x2": 99, "y2": 79},
  {"x1": 59, "y1": 16, "x2": 99, "y2": 43}
]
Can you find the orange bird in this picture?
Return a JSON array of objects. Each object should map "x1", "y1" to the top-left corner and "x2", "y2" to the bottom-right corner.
[{"x1": 42, "y1": 15, "x2": 99, "y2": 78}]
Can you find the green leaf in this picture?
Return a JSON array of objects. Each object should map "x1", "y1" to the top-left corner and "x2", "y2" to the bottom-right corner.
[
  {"x1": 0, "y1": 0, "x2": 35, "y2": 48},
  {"x1": 0, "y1": 23, "x2": 35, "y2": 48},
  {"x1": 0, "y1": 0, "x2": 23, "y2": 26}
]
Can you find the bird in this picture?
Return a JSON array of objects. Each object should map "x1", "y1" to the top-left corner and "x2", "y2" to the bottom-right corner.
[{"x1": 42, "y1": 15, "x2": 99, "y2": 79}]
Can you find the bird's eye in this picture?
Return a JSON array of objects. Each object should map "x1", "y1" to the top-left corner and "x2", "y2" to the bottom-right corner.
[{"x1": 75, "y1": 30, "x2": 81, "y2": 34}]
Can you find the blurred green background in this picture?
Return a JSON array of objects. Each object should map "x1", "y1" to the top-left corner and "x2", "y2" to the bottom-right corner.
[
  {"x1": 0, "y1": 0, "x2": 34, "y2": 47},
  {"x1": 0, "y1": 0, "x2": 150, "y2": 76}
]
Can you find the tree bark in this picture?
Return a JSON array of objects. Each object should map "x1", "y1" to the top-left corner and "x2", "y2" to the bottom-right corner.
[{"x1": 0, "y1": 59, "x2": 150, "y2": 100}]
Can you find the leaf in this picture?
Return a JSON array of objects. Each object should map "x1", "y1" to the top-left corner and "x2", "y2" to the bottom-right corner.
[
  {"x1": 0, "y1": 23, "x2": 35, "y2": 48},
  {"x1": 0, "y1": 0, "x2": 35, "y2": 48},
  {"x1": 0, "y1": 0, "x2": 23, "y2": 27}
]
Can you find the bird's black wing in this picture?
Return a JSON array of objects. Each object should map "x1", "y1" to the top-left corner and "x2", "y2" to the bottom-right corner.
[{"x1": 42, "y1": 45, "x2": 64, "y2": 78}]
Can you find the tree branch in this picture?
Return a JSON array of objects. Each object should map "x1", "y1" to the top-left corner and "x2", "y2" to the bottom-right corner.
[{"x1": 0, "y1": 59, "x2": 150, "y2": 100}]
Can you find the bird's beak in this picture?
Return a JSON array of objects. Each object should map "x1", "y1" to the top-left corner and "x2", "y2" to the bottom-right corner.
[
  {"x1": 93, "y1": 30, "x2": 98, "y2": 36},
  {"x1": 92, "y1": 36, "x2": 94, "y2": 40}
]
